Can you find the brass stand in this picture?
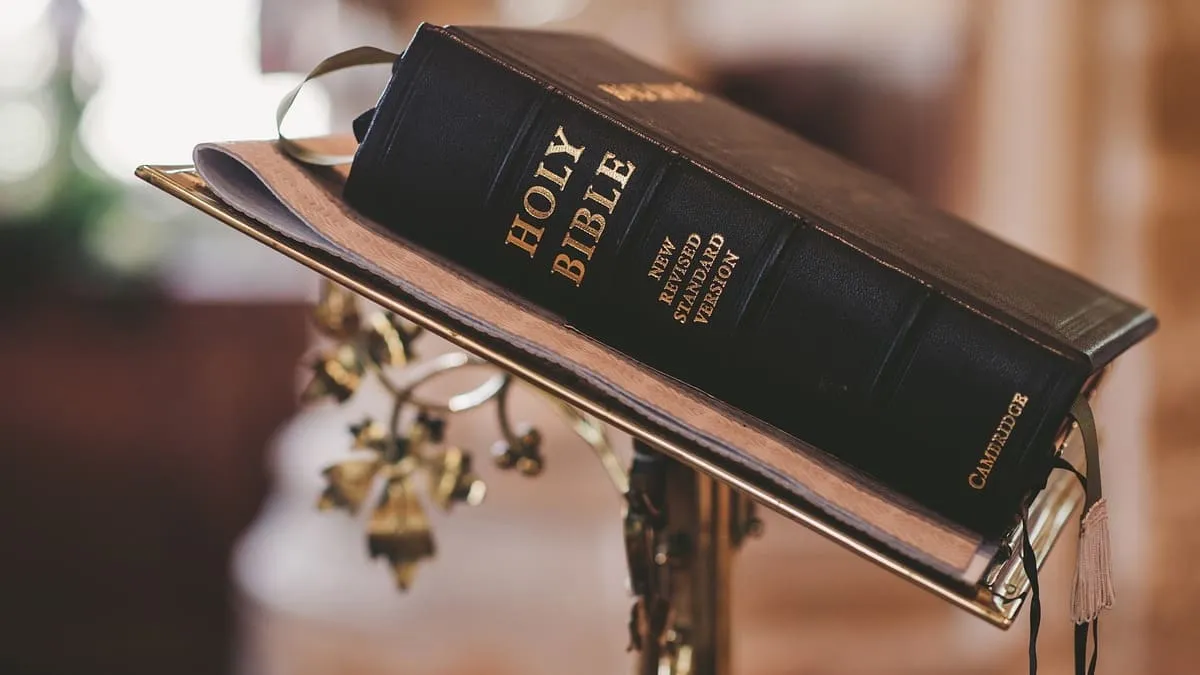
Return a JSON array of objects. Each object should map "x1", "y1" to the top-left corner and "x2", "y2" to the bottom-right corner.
[
  {"x1": 626, "y1": 441, "x2": 757, "y2": 675},
  {"x1": 134, "y1": 163, "x2": 1095, "y2": 675},
  {"x1": 294, "y1": 277, "x2": 755, "y2": 675}
]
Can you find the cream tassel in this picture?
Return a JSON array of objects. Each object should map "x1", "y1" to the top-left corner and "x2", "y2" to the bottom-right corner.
[{"x1": 1070, "y1": 497, "x2": 1115, "y2": 624}]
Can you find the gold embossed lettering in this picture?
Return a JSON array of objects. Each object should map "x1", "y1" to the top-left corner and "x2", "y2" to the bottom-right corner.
[
  {"x1": 551, "y1": 253, "x2": 586, "y2": 286},
  {"x1": 523, "y1": 185, "x2": 556, "y2": 220},
  {"x1": 647, "y1": 236, "x2": 676, "y2": 281},
  {"x1": 596, "y1": 152, "x2": 636, "y2": 188},
  {"x1": 659, "y1": 233, "x2": 701, "y2": 306},
  {"x1": 506, "y1": 124, "x2": 585, "y2": 257},
  {"x1": 545, "y1": 125, "x2": 585, "y2": 162},
  {"x1": 676, "y1": 264, "x2": 707, "y2": 320},
  {"x1": 583, "y1": 184, "x2": 620, "y2": 214},
  {"x1": 598, "y1": 82, "x2": 704, "y2": 103},
  {"x1": 505, "y1": 214, "x2": 544, "y2": 257},
  {"x1": 693, "y1": 248, "x2": 740, "y2": 324},
  {"x1": 561, "y1": 231, "x2": 597, "y2": 260},
  {"x1": 968, "y1": 393, "x2": 1028, "y2": 490},
  {"x1": 513, "y1": 129, "x2": 640, "y2": 290},
  {"x1": 674, "y1": 234, "x2": 725, "y2": 323},
  {"x1": 569, "y1": 208, "x2": 606, "y2": 240},
  {"x1": 534, "y1": 161, "x2": 572, "y2": 190},
  {"x1": 703, "y1": 234, "x2": 725, "y2": 255}
]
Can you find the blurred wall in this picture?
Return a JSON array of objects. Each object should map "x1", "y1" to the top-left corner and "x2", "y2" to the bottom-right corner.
[
  {"x1": 0, "y1": 298, "x2": 308, "y2": 675},
  {"x1": 1145, "y1": 1, "x2": 1200, "y2": 671}
]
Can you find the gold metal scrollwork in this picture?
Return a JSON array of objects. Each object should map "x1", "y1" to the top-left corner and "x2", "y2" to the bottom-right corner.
[
  {"x1": 302, "y1": 279, "x2": 627, "y2": 588},
  {"x1": 302, "y1": 279, "x2": 759, "y2": 674}
]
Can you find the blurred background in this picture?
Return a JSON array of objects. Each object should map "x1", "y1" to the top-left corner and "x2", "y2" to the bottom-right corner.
[{"x1": 0, "y1": 0, "x2": 1194, "y2": 673}]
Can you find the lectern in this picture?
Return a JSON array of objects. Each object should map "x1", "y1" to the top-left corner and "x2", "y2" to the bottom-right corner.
[{"x1": 136, "y1": 163, "x2": 1086, "y2": 675}]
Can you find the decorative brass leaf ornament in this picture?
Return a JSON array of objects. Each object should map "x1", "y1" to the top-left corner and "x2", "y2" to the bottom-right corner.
[
  {"x1": 301, "y1": 344, "x2": 363, "y2": 404},
  {"x1": 311, "y1": 282, "x2": 361, "y2": 339},
  {"x1": 428, "y1": 447, "x2": 487, "y2": 510},
  {"x1": 303, "y1": 278, "x2": 625, "y2": 590},
  {"x1": 367, "y1": 478, "x2": 436, "y2": 590},
  {"x1": 362, "y1": 312, "x2": 409, "y2": 368},
  {"x1": 349, "y1": 417, "x2": 389, "y2": 452},
  {"x1": 317, "y1": 458, "x2": 382, "y2": 513},
  {"x1": 492, "y1": 426, "x2": 545, "y2": 476}
]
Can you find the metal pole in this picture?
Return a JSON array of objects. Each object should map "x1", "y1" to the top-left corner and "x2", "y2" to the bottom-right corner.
[{"x1": 628, "y1": 441, "x2": 738, "y2": 675}]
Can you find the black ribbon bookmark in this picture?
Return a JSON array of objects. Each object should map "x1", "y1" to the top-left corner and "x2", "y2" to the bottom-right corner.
[
  {"x1": 1025, "y1": 393, "x2": 1108, "y2": 675},
  {"x1": 1020, "y1": 506, "x2": 1042, "y2": 674}
]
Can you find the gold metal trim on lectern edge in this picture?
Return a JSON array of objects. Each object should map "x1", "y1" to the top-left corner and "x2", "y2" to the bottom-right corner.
[{"x1": 134, "y1": 163, "x2": 1084, "y2": 628}]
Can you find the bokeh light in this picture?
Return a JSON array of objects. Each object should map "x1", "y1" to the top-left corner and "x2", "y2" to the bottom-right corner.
[
  {"x1": 75, "y1": 0, "x2": 331, "y2": 181},
  {"x1": 0, "y1": 15, "x2": 57, "y2": 93},
  {"x1": 0, "y1": 0, "x2": 53, "y2": 41},
  {"x1": 0, "y1": 98, "x2": 56, "y2": 183}
]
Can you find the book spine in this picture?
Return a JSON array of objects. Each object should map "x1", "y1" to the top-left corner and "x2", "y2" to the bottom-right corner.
[{"x1": 345, "y1": 27, "x2": 1087, "y2": 537}]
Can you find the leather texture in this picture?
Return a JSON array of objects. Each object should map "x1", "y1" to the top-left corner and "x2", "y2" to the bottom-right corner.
[
  {"x1": 343, "y1": 24, "x2": 1157, "y2": 538},
  {"x1": 194, "y1": 136, "x2": 993, "y2": 584}
]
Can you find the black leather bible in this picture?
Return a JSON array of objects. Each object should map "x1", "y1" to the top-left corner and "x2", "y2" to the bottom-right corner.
[{"x1": 342, "y1": 24, "x2": 1156, "y2": 539}]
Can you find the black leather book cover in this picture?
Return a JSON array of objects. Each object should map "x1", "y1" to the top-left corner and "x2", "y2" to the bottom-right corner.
[{"x1": 343, "y1": 23, "x2": 1157, "y2": 538}]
